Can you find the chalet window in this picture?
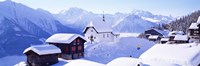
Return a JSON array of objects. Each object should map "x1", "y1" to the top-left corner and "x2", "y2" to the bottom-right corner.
[
  {"x1": 78, "y1": 46, "x2": 82, "y2": 50},
  {"x1": 77, "y1": 39, "x2": 80, "y2": 45},
  {"x1": 107, "y1": 34, "x2": 109, "y2": 37},
  {"x1": 73, "y1": 40, "x2": 76, "y2": 45},
  {"x1": 103, "y1": 34, "x2": 105, "y2": 38},
  {"x1": 66, "y1": 48, "x2": 68, "y2": 52},
  {"x1": 194, "y1": 31, "x2": 199, "y2": 33},
  {"x1": 72, "y1": 47, "x2": 76, "y2": 51}
]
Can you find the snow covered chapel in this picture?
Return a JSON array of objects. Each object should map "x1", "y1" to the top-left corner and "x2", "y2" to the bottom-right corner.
[{"x1": 83, "y1": 14, "x2": 119, "y2": 42}]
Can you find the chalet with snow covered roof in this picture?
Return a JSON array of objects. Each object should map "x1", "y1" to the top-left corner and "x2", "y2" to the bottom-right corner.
[
  {"x1": 188, "y1": 16, "x2": 200, "y2": 43},
  {"x1": 174, "y1": 35, "x2": 189, "y2": 43},
  {"x1": 46, "y1": 33, "x2": 86, "y2": 60},
  {"x1": 144, "y1": 29, "x2": 164, "y2": 38},
  {"x1": 83, "y1": 21, "x2": 119, "y2": 42},
  {"x1": 23, "y1": 45, "x2": 61, "y2": 66},
  {"x1": 144, "y1": 28, "x2": 167, "y2": 42}
]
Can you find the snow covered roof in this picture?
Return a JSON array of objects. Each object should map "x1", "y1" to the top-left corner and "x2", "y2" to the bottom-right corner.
[
  {"x1": 189, "y1": 23, "x2": 198, "y2": 29},
  {"x1": 139, "y1": 44, "x2": 200, "y2": 66},
  {"x1": 153, "y1": 29, "x2": 165, "y2": 35},
  {"x1": 107, "y1": 57, "x2": 140, "y2": 66},
  {"x1": 83, "y1": 21, "x2": 113, "y2": 33},
  {"x1": 46, "y1": 33, "x2": 86, "y2": 44},
  {"x1": 23, "y1": 45, "x2": 61, "y2": 55},
  {"x1": 64, "y1": 59, "x2": 105, "y2": 66},
  {"x1": 112, "y1": 31, "x2": 120, "y2": 35},
  {"x1": 145, "y1": 28, "x2": 168, "y2": 36},
  {"x1": 148, "y1": 35, "x2": 159, "y2": 39},
  {"x1": 160, "y1": 38, "x2": 169, "y2": 41},
  {"x1": 142, "y1": 60, "x2": 180, "y2": 66},
  {"x1": 174, "y1": 35, "x2": 188, "y2": 41},
  {"x1": 168, "y1": 31, "x2": 184, "y2": 36}
]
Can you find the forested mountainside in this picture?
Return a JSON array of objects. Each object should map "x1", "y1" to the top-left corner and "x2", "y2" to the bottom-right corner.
[{"x1": 168, "y1": 10, "x2": 200, "y2": 33}]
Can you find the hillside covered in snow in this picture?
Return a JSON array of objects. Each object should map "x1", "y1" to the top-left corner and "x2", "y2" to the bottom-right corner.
[
  {"x1": 83, "y1": 37, "x2": 155, "y2": 64},
  {"x1": 0, "y1": 0, "x2": 79, "y2": 58}
]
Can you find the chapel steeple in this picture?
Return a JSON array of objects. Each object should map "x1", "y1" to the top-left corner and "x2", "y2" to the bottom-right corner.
[{"x1": 103, "y1": 11, "x2": 105, "y2": 22}]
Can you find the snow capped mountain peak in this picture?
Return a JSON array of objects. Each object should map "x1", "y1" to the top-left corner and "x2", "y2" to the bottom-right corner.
[
  {"x1": 131, "y1": 9, "x2": 154, "y2": 17},
  {"x1": 129, "y1": 9, "x2": 174, "y2": 23},
  {"x1": 59, "y1": 7, "x2": 88, "y2": 15},
  {"x1": 55, "y1": 7, "x2": 95, "y2": 25}
]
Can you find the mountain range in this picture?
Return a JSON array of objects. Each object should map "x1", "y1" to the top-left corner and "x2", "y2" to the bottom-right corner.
[
  {"x1": 0, "y1": 0, "x2": 174, "y2": 58},
  {"x1": 55, "y1": 7, "x2": 174, "y2": 33}
]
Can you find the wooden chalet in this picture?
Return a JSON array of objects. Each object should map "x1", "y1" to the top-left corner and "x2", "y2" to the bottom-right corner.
[
  {"x1": 188, "y1": 16, "x2": 200, "y2": 43},
  {"x1": 188, "y1": 23, "x2": 200, "y2": 43},
  {"x1": 46, "y1": 33, "x2": 86, "y2": 60},
  {"x1": 23, "y1": 45, "x2": 61, "y2": 66}
]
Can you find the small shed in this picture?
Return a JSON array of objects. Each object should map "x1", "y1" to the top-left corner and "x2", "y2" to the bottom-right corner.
[
  {"x1": 23, "y1": 45, "x2": 61, "y2": 66},
  {"x1": 46, "y1": 33, "x2": 86, "y2": 60}
]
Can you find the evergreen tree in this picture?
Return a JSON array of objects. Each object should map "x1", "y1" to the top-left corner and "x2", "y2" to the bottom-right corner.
[{"x1": 168, "y1": 10, "x2": 200, "y2": 33}]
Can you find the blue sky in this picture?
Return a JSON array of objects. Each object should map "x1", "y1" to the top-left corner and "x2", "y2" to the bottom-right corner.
[{"x1": 1, "y1": 0, "x2": 200, "y2": 17}]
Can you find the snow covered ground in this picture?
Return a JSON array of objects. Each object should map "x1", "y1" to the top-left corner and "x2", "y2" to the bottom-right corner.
[
  {"x1": 119, "y1": 33, "x2": 141, "y2": 37},
  {"x1": 84, "y1": 37, "x2": 155, "y2": 64},
  {"x1": 0, "y1": 56, "x2": 26, "y2": 66}
]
